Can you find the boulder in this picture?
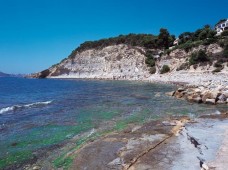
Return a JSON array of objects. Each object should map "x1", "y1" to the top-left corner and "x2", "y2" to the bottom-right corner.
[
  {"x1": 218, "y1": 94, "x2": 227, "y2": 102},
  {"x1": 194, "y1": 88, "x2": 201, "y2": 93},
  {"x1": 186, "y1": 94, "x2": 202, "y2": 103},
  {"x1": 205, "y1": 98, "x2": 216, "y2": 105},
  {"x1": 198, "y1": 86, "x2": 205, "y2": 91},
  {"x1": 202, "y1": 93, "x2": 212, "y2": 103},
  {"x1": 186, "y1": 92, "x2": 195, "y2": 97},
  {"x1": 193, "y1": 96, "x2": 202, "y2": 103},
  {"x1": 210, "y1": 90, "x2": 220, "y2": 99},
  {"x1": 32, "y1": 166, "x2": 41, "y2": 170},
  {"x1": 223, "y1": 91, "x2": 228, "y2": 98},
  {"x1": 201, "y1": 90, "x2": 209, "y2": 96},
  {"x1": 225, "y1": 86, "x2": 228, "y2": 90},
  {"x1": 186, "y1": 95, "x2": 194, "y2": 102},
  {"x1": 177, "y1": 87, "x2": 185, "y2": 92},
  {"x1": 202, "y1": 91, "x2": 219, "y2": 103},
  {"x1": 174, "y1": 91, "x2": 184, "y2": 98},
  {"x1": 216, "y1": 85, "x2": 224, "y2": 91},
  {"x1": 166, "y1": 91, "x2": 175, "y2": 96}
]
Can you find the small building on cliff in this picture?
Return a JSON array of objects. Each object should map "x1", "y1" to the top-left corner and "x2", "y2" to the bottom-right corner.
[{"x1": 215, "y1": 19, "x2": 228, "y2": 35}]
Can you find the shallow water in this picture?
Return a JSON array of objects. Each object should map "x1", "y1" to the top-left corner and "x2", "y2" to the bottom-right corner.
[{"x1": 0, "y1": 77, "x2": 227, "y2": 168}]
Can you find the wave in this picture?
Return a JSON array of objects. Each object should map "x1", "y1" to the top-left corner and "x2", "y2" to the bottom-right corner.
[{"x1": 0, "y1": 101, "x2": 53, "y2": 114}]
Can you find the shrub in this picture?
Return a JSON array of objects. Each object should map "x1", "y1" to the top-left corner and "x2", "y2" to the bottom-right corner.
[
  {"x1": 218, "y1": 38, "x2": 228, "y2": 48},
  {"x1": 176, "y1": 63, "x2": 189, "y2": 71},
  {"x1": 145, "y1": 51, "x2": 155, "y2": 67},
  {"x1": 145, "y1": 57, "x2": 155, "y2": 67},
  {"x1": 223, "y1": 46, "x2": 228, "y2": 58},
  {"x1": 178, "y1": 25, "x2": 216, "y2": 45},
  {"x1": 149, "y1": 66, "x2": 156, "y2": 74},
  {"x1": 189, "y1": 50, "x2": 210, "y2": 65},
  {"x1": 179, "y1": 41, "x2": 194, "y2": 52},
  {"x1": 165, "y1": 49, "x2": 172, "y2": 55},
  {"x1": 160, "y1": 65, "x2": 170, "y2": 74},
  {"x1": 202, "y1": 38, "x2": 217, "y2": 45},
  {"x1": 221, "y1": 30, "x2": 228, "y2": 37},
  {"x1": 214, "y1": 61, "x2": 223, "y2": 68},
  {"x1": 218, "y1": 39, "x2": 225, "y2": 47},
  {"x1": 157, "y1": 28, "x2": 175, "y2": 49}
]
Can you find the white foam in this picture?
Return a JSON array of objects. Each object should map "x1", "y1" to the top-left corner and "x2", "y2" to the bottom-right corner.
[
  {"x1": 87, "y1": 128, "x2": 96, "y2": 137},
  {"x1": 0, "y1": 101, "x2": 52, "y2": 115},
  {"x1": 0, "y1": 106, "x2": 15, "y2": 114},
  {"x1": 24, "y1": 101, "x2": 52, "y2": 107}
]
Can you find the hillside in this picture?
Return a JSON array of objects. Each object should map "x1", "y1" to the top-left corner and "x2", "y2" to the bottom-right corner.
[
  {"x1": 0, "y1": 72, "x2": 11, "y2": 77},
  {"x1": 31, "y1": 44, "x2": 151, "y2": 80},
  {"x1": 30, "y1": 25, "x2": 228, "y2": 81}
]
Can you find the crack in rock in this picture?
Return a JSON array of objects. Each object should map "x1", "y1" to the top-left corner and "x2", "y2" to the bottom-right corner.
[{"x1": 125, "y1": 135, "x2": 173, "y2": 170}]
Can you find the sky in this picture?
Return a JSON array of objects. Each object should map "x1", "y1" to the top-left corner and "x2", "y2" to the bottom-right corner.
[{"x1": 0, "y1": 0, "x2": 227, "y2": 74}]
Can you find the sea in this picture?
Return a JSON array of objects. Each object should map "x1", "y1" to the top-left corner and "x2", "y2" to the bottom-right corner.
[{"x1": 0, "y1": 77, "x2": 226, "y2": 169}]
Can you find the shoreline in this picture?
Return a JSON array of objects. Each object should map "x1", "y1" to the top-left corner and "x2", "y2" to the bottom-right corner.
[
  {"x1": 26, "y1": 113, "x2": 228, "y2": 170},
  {"x1": 45, "y1": 71, "x2": 228, "y2": 86}
]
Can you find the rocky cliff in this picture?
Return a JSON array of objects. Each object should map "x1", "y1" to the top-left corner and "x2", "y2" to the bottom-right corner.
[
  {"x1": 31, "y1": 44, "x2": 151, "y2": 80},
  {"x1": 30, "y1": 42, "x2": 228, "y2": 82}
]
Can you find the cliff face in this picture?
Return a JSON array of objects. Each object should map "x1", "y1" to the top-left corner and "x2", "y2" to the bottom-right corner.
[
  {"x1": 31, "y1": 43, "x2": 227, "y2": 81},
  {"x1": 32, "y1": 44, "x2": 151, "y2": 80}
]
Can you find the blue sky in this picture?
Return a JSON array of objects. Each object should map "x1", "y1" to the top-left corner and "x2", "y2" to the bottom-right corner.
[{"x1": 0, "y1": 0, "x2": 227, "y2": 74}]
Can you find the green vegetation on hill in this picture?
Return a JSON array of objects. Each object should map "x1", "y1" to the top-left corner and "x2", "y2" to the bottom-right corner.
[
  {"x1": 160, "y1": 65, "x2": 170, "y2": 74},
  {"x1": 171, "y1": 25, "x2": 217, "y2": 53},
  {"x1": 76, "y1": 29, "x2": 175, "y2": 52},
  {"x1": 76, "y1": 34, "x2": 156, "y2": 52},
  {"x1": 189, "y1": 50, "x2": 210, "y2": 65},
  {"x1": 178, "y1": 25, "x2": 217, "y2": 45},
  {"x1": 67, "y1": 29, "x2": 175, "y2": 59}
]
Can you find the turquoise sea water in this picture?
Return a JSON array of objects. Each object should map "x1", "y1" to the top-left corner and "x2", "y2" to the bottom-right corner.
[{"x1": 0, "y1": 77, "x2": 226, "y2": 169}]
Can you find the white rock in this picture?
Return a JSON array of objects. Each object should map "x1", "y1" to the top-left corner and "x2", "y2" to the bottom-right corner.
[{"x1": 206, "y1": 98, "x2": 216, "y2": 104}]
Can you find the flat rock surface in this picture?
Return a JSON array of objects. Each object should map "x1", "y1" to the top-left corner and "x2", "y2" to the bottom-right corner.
[
  {"x1": 70, "y1": 120, "x2": 173, "y2": 170},
  {"x1": 208, "y1": 127, "x2": 228, "y2": 169},
  {"x1": 68, "y1": 117, "x2": 228, "y2": 170}
]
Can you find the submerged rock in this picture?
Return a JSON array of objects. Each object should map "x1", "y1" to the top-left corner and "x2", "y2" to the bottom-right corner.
[
  {"x1": 32, "y1": 165, "x2": 41, "y2": 170},
  {"x1": 166, "y1": 91, "x2": 175, "y2": 96}
]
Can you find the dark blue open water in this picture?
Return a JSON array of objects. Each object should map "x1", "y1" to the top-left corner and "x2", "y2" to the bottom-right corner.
[{"x1": 0, "y1": 77, "x2": 226, "y2": 168}]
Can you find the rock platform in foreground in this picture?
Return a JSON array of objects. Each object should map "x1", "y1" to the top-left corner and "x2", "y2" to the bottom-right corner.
[{"x1": 61, "y1": 114, "x2": 228, "y2": 170}]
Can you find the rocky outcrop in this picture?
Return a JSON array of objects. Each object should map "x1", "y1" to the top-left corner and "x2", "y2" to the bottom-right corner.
[
  {"x1": 31, "y1": 45, "x2": 150, "y2": 80},
  {"x1": 168, "y1": 84, "x2": 228, "y2": 105}
]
